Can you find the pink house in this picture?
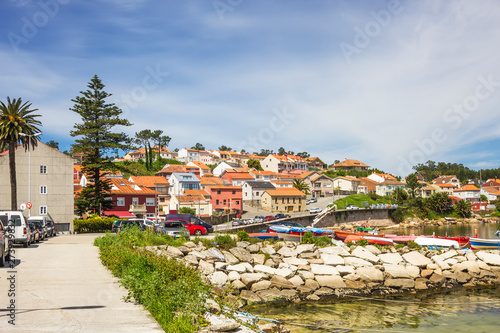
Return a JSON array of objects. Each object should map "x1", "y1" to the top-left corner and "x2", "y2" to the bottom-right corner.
[{"x1": 205, "y1": 186, "x2": 243, "y2": 214}]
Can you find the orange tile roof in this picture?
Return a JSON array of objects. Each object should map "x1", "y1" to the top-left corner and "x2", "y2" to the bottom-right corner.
[
  {"x1": 184, "y1": 189, "x2": 210, "y2": 197},
  {"x1": 333, "y1": 159, "x2": 369, "y2": 168},
  {"x1": 129, "y1": 176, "x2": 169, "y2": 187},
  {"x1": 372, "y1": 173, "x2": 397, "y2": 180},
  {"x1": 299, "y1": 171, "x2": 318, "y2": 179},
  {"x1": 177, "y1": 194, "x2": 208, "y2": 204},
  {"x1": 108, "y1": 178, "x2": 158, "y2": 195},
  {"x1": 74, "y1": 165, "x2": 83, "y2": 173},
  {"x1": 225, "y1": 171, "x2": 254, "y2": 179},
  {"x1": 264, "y1": 188, "x2": 307, "y2": 197},
  {"x1": 157, "y1": 165, "x2": 187, "y2": 174},
  {"x1": 189, "y1": 161, "x2": 211, "y2": 170},
  {"x1": 278, "y1": 174, "x2": 301, "y2": 180},
  {"x1": 251, "y1": 170, "x2": 279, "y2": 176},
  {"x1": 434, "y1": 183, "x2": 457, "y2": 188},
  {"x1": 200, "y1": 177, "x2": 224, "y2": 185},
  {"x1": 455, "y1": 184, "x2": 480, "y2": 192},
  {"x1": 482, "y1": 186, "x2": 500, "y2": 195}
]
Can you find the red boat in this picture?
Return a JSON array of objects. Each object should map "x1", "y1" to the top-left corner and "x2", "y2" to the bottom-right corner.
[
  {"x1": 344, "y1": 235, "x2": 395, "y2": 246},
  {"x1": 334, "y1": 230, "x2": 377, "y2": 241}
]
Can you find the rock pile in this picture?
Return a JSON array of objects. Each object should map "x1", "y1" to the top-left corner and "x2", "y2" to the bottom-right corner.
[{"x1": 145, "y1": 241, "x2": 500, "y2": 305}]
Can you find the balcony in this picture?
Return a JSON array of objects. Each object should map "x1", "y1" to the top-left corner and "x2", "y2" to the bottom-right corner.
[{"x1": 129, "y1": 204, "x2": 147, "y2": 214}]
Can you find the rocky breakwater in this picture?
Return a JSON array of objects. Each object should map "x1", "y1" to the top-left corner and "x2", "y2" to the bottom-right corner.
[{"x1": 151, "y1": 241, "x2": 500, "y2": 305}]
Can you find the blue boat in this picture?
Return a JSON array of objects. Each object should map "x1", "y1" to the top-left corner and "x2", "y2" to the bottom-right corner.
[
  {"x1": 268, "y1": 225, "x2": 335, "y2": 241},
  {"x1": 470, "y1": 237, "x2": 500, "y2": 250}
]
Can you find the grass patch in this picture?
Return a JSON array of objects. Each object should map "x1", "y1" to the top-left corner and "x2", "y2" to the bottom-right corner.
[
  {"x1": 94, "y1": 228, "x2": 213, "y2": 332},
  {"x1": 333, "y1": 194, "x2": 393, "y2": 210}
]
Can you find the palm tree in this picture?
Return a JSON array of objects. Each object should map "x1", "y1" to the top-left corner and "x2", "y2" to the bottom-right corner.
[
  {"x1": 293, "y1": 178, "x2": 310, "y2": 195},
  {"x1": 0, "y1": 97, "x2": 42, "y2": 210}
]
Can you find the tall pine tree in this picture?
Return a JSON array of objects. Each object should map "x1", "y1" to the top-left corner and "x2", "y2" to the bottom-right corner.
[{"x1": 70, "y1": 75, "x2": 132, "y2": 216}]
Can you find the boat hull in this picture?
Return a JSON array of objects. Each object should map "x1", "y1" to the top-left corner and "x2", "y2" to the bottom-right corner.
[
  {"x1": 248, "y1": 232, "x2": 278, "y2": 240},
  {"x1": 470, "y1": 238, "x2": 500, "y2": 250}
]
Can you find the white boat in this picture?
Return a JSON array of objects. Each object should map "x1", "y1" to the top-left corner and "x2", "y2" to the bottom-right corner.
[
  {"x1": 470, "y1": 237, "x2": 500, "y2": 250},
  {"x1": 414, "y1": 236, "x2": 459, "y2": 249}
]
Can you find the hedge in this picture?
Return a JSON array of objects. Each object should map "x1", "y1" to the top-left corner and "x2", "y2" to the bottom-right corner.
[{"x1": 73, "y1": 217, "x2": 116, "y2": 233}]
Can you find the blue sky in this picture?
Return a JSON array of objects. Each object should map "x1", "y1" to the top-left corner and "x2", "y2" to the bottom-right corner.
[{"x1": 2, "y1": 0, "x2": 500, "y2": 176}]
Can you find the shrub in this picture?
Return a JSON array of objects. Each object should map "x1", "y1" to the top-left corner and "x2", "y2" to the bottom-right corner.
[
  {"x1": 95, "y1": 229, "x2": 212, "y2": 332},
  {"x1": 73, "y1": 216, "x2": 115, "y2": 233},
  {"x1": 407, "y1": 241, "x2": 420, "y2": 249},
  {"x1": 301, "y1": 232, "x2": 315, "y2": 244},
  {"x1": 390, "y1": 207, "x2": 407, "y2": 223},
  {"x1": 237, "y1": 230, "x2": 250, "y2": 242},
  {"x1": 214, "y1": 235, "x2": 236, "y2": 250},
  {"x1": 179, "y1": 207, "x2": 196, "y2": 215},
  {"x1": 455, "y1": 199, "x2": 472, "y2": 218}
]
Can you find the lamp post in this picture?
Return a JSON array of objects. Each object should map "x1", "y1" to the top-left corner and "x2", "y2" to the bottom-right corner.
[{"x1": 19, "y1": 132, "x2": 42, "y2": 216}]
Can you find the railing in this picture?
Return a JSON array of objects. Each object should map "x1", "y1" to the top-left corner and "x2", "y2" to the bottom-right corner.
[{"x1": 129, "y1": 204, "x2": 147, "y2": 213}]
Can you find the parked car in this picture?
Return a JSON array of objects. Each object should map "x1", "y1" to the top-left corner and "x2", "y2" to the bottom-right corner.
[
  {"x1": 0, "y1": 211, "x2": 29, "y2": 248},
  {"x1": 115, "y1": 219, "x2": 146, "y2": 233},
  {"x1": 254, "y1": 216, "x2": 265, "y2": 223},
  {"x1": 27, "y1": 216, "x2": 49, "y2": 239},
  {"x1": 46, "y1": 220, "x2": 57, "y2": 237},
  {"x1": 309, "y1": 207, "x2": 322, "y2": 214},
  {"x1": 232, "y1": 220, "x2": 241, "y2": 226},
  {"x1": 0, "y1": 220, "x2": 11, "y2": 267},
  {"x1": 274, "y1": 213, "x2": 291, "y2": 219},
  {"x1": 309, "y1": 198, "x2": 318, "y2": 203},
  {"x1": 265, "y1": 215, "x2": 276, "y2": 221},
  {"x1": 346, "y1": 204, "x2": 359, "y2": 210},
  {"x1": 111, "y1": 219, "x2": 124, "y2": 233},
  {"x1": 166, "y1": 219, "x2": 207, "y2": 236},
  {"x1": 166, "y1": 214, "x2": 214, "y2": 233},
  {"x1": 27, "y1": 221, "x2": 41, "y2": 243},
  {"x1": 31, "y1": 221, "x2": 46, "y2": 240},
  {"x1": 158, "y1": 221, "x2": 190, "y2": 238},
  {"x1": 143, "y1": 219, "x2": 159, "y2": 231}
]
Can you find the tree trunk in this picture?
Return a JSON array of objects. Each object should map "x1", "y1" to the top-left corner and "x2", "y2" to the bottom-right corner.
[{"x1": 9, "y1": 141, "x2": 17, "y2": 211}]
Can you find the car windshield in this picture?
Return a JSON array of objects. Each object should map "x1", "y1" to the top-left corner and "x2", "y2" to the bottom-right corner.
[
  {"x1": 32, "y1": 221, "x2": 43, "y2": 227},
  {"x1": 29, "y1": 219, "x2": 44, "y2": 224},
  {"x1": 0, "y1": 216, "x2": 8, "y2": 227}
]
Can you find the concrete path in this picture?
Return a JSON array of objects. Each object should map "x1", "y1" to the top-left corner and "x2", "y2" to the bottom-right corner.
[{"x1": 0, "y1": 234, "x2": 163, "y2": 332}]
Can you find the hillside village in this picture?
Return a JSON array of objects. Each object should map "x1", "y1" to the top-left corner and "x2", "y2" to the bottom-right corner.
[
  {"x1": 74, "y1": 147, "x2": 500, "y2": 221},
  {"x1": 2, "y1": 142, "x2": 499, "y2": 232}
]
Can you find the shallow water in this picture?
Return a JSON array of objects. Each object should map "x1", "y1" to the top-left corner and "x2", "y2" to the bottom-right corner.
[
  {"x1": 249, "y1": 287, "x2": 500, "y2": 332},
  {"x1": 391, "y1": 222, "x2": 500, "y2": 239}
]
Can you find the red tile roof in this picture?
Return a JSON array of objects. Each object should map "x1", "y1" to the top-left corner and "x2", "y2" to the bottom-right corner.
[{"x1": 264, "y1": 188, "x2": 307, "y2": 197}]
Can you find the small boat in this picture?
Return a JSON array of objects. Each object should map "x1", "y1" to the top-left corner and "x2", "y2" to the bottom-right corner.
[
  {"x1": 469, "y1": 237, "x2": 500, "y2": 250},
  {"x1": 268, "y1": 225, "x2": 335, "y2": 242},
  {"x1": 414, "y1": 236, "x2": 459, "y2": 249},
  {"x1": 334, "y1": 230, "x2": 377, "y2": 241},
  {"x1": 444, "y1": 217, "x2": 457, "y2": 221},
  {"x1": 433, "y1": 236, "x2": 469, "y2": 246},
  {"x1": 248, "y1": 232, "x2": 279, "y2": 240},
  {"x1": 383, "y1": 234, "x2": 421, "y2": 244},
  {"x1": 344, "y1": 235, "x2": 395, "y2": 246}
]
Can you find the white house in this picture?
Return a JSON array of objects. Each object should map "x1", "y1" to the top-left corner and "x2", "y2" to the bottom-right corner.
[
  {"x1": 169, "y1": 173, "x2": 201, "y2": 196},
  {"x1": 213, "y1": 161, "x2": 240, "y2": 177},
  {"x1": 242, "y1": 181, "x2": 276, "y2": 204},
  {"x1": 481, "y1": 186, "x2": 500, "y2": 202},
  {"x1": 375, "y1": 180, "x2": 406, "y2": 196},
  {"x1": 453, "y1": 184, "x2": 480, "y2": 203},
  {"x1": 332, "y1": 176, "x2": 360, "y2": 194},
  {"x1": 177, "y1": 148, "x2": 200, "y2": 163},
  {"x1": 261, "y1": 154, "x2": 308, "y2": 173},
  {"x1": 367, "y1": 173, "x2": 397, "y2": 183}
]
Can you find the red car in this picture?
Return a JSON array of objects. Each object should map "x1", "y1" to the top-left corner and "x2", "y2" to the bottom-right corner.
[
  {"x1": 167, "y1": 219, "x2": 207, "y2": 236},
  {"x1": 265, "y1": 215, "x2": 276, "y2": 221}
]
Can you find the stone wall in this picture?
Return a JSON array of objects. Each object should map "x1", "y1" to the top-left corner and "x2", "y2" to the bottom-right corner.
[{"x1": 143, "y1": 241, "x2": 500, "y2": 306}]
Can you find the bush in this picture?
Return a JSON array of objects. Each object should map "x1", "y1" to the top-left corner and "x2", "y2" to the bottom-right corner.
[
  {"x1": 390, "y1": 207, "x2": 407, "y2": 223},
  {"x1": 179, "y1": 207, "x2": 196, "y2": 215},
  {"x1": 214, "y1": 235, "x2": 236, "y2": 250},
  {"x1": 237, "y1": 230, "x2": 250, "y2": 242},
  {"x1": 301, "y1": 232, "x2": 315, "y2": 244},
  {"x1": 455, "y1": 199, "x2": 472, "y2": 218},
  {"x1": 74, "y1": 216, "x2": 115, "y2": 233},
  {"x1": 94, "y1": 229, "x2": 212, "y2": 332}
]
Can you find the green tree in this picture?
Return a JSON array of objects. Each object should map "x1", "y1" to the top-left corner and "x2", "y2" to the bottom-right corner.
[
  {"x1": 258, "y1": 149, "x2": 273, "y2": 156},
  {"x1": 45, "y1": 140, "x2": 59, "y2": 150},
  {"x1": 297, "y1": 152, "x2": 310, "y2": 159},
  {"x1": 135, "y1": 129, "x2": 153, "y2": 170},
  {"x1": 150, "y1": 129, "x2": 171, "y2": 161},
  {"x1": 247, "y1": 159, "x2": 263, "y2": 171},
  {"x1": 179, "y1": 207, "x2": 196, "y2": 215},
  {"x1": 405, "y1": 173, "x2": 422, "y2": 198},
  {"x1": 191, "y1": 142, "x2": 205, "y2": 150},
  {"x1": 278, "y1": 147, "x2": 286, "y2": 155},
  {"x1": 70, "y1": 75, "x2": 132, "y2": 216},
  {"x1": 391, "y1": 187, "x2": 408, "y2": 204},
  {"x1": 480, "y1": 194, "x2": 488, "y2": 202},
  {"x1": 218, "y1": 145, "x2": 231, "y2": 151},
  {"x1": 454, "y1": 199, "x2": 472, "y2": 218},
  {"x1": 496, "y1": 200, "x2": 500, "y2": 212},
  {"x1": 0, "y1": 97, "x2": 42, "y2": 210},
  {"x1": 293, "y1": 178, "x2": 310, "y2": 195},
  {"x1": 424, "y1": 192, "x2": 452, "y2": 214}
]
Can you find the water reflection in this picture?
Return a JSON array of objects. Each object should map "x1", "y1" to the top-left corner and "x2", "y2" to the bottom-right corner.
[
  {"x1": 250, "y1": 288, "x2": 500, "y2": 332},
  {"x1": 393, "y1": 222, "x2": 500, "y2": 239}
]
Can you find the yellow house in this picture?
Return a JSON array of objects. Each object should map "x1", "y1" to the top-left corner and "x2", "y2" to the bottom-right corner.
[{"x1": 261, "y1": 188, "x2": 306, "y2": 213}]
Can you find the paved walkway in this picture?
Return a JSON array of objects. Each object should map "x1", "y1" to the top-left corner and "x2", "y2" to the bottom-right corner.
[{"x1": 0, "y1": 234, "x2": 163, "y2": 332}]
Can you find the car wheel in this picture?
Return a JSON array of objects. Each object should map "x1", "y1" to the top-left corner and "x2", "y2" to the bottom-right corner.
[
  {"x1": 23, "y1": 240, "x2": 29, "y2": 248},
  {"x1": 194, "y1": 229, "x2": 202, "y2": 236}
]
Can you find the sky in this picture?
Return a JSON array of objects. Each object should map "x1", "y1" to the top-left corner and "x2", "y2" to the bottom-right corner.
[{"x1": 2, "y1": 0, "x2": 500, "y2": 176}]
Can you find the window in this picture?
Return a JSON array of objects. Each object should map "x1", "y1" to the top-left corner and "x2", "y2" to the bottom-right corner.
[
  {"x1": 40, "y1": 206, "x2": 47, "y2": 215},
  {"x1": 223, "y1": 200, "x2": 227, "y2": 205},
  {"x1": 275, "y1": 198, "x2": 278, "y2": 204},
  {"x1": 255, "y1": 192, "x2": 259, "y2": 196},
  {"x1": 40, "y1": 165, "x2": 47, "y2": 174},
  {"x1": 132, "y1": 197, "x2": 139, "y2": 205},
  {"x1": 117, "y1": 197, "x2": 125, "y2": 206},
  {"x1": 146, "y1": 198, "x2": 155, "y2": 206},
  {"x1": 217, "y1": 190, "x2": 221, "y2": 194},
  {"x1": 40, "y1": 185, "x2": 47, "y2": 194},
  {"x1": 232, "y1": 191, "x2": 236, "y2": 194},
  {"x1": 282, "y1": 198, "x2": 285, "y2": 204},
  {"x1": 146, "y1": 213, "x2": 154, "y2": 218},
  {"x1": 235, "y1": 201, "x2": 239, "y2": 205},
  {"x1": 216, "y1": 199, "x2": 219, "y2": 205}
]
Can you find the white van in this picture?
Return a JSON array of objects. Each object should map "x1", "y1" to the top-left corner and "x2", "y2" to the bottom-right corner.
[
  {"x1": 0, "y1": 211, "x2": 29, "y2": 248},
  {"x1": 27, "y1": 216, "x2": 48, "y2": 239}
]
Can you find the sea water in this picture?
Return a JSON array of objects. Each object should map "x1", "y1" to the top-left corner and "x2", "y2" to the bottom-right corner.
[{"x1": 249, "y1": 287, "x2": 500, "y2": 332}]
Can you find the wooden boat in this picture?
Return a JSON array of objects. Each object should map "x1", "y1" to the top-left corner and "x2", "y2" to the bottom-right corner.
[
  {"x1": 248, "y1": 232, "x2": 279, "y2": 240},
  {"x1": 344, "y1": 235, "x2": 395, "y2": 246},
  {"x1": 414, "y1": 236, "x2": 459, "y2": 249},
  {"x1": 334, "y1": 230, "x2": 377, "y2": 241},
  {"x1": 383, "y1": 234, "x2": 420, "y2": 244},
  {"x1": 444, "y1": 217, "x2": 457, "y2": 221},
  {"x1": 268, "y1": 225, "x2": 335, "y2": 242},
  {"x1": 469, "y1": 237, "x2": 500, "y2": 250}
]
